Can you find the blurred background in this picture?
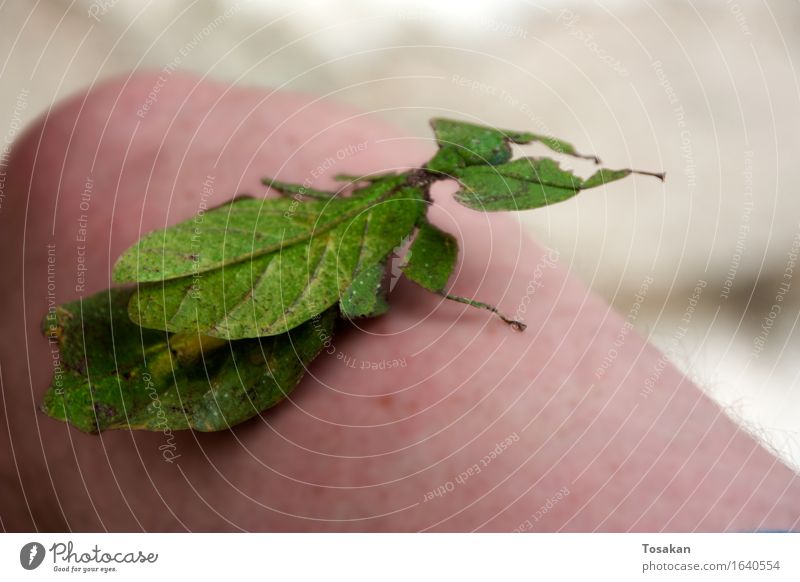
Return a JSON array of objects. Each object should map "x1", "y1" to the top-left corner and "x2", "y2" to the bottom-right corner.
[{"x1": 2, "y1": 0, "x2": 799, "y2": 467}]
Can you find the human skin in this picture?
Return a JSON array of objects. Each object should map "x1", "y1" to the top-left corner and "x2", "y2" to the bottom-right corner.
[{"x1": 0, "y1": 72, "x2": 798, "y2": 532}]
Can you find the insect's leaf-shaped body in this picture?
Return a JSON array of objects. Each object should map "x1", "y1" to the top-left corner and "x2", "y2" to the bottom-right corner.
[
  {"x1": 40, "y1": 288, "x2": 334, "y2": 433},
  {"x1": 130, "y1": 186, "x2": 426, "y2": 339},
  {"x1": 113, "y1": 176, "x2": 407, "y2": 283}
]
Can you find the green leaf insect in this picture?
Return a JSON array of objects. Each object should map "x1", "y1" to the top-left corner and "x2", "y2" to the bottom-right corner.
[{"x1": 41, "y1": 118, "x2": 663, "y2": 433}]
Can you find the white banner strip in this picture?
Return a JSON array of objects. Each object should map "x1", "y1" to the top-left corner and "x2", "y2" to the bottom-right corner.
[{"x1": 1, "y1": 533, "x2": 797, "y2": 581}]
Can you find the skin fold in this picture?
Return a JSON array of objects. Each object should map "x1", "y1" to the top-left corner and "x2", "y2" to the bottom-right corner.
[{"x1": 0, "y1": 72, "x2": 797, "y2": 532}]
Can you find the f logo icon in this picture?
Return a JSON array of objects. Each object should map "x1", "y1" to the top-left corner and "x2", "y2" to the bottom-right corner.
[{"x1": 19, "y1": 542, "x2": 45, "y2": 570}]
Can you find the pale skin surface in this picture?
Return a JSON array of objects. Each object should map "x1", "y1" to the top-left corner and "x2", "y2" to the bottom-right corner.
[{"x1": 0, "y1": 72, "x2": 798, "y2": 532}]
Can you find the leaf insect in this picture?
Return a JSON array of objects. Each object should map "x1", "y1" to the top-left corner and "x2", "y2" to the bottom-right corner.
[{"x1": 41, "y1": 118, "x2": 664, "y2": 433}]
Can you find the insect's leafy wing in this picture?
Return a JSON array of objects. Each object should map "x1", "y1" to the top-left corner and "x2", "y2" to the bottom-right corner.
[
  {"x1": 426, "y1": 118, "x2": 534, "y2": 173},
  {"x1": 339, "y1": 259, "x2": 390, "y2": 319},
  {"x1": 453, "y1": 157, "x2": 642, "y2": 212},
  {"x1": 40, "y1": 288, "x2": 334, "y2": 433},
  {"x1": 112, "y1": 175, "x2": 407, "y2": 284},
  {"x1": 129, "y1": 186, "x2": 426, "y2": 339},
  {"x1": 425, "y1": 118, "x2": 598, "y2": 174},
  {"x1": 401, "y1": 220, "x2": 458, "y2": 292}
]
